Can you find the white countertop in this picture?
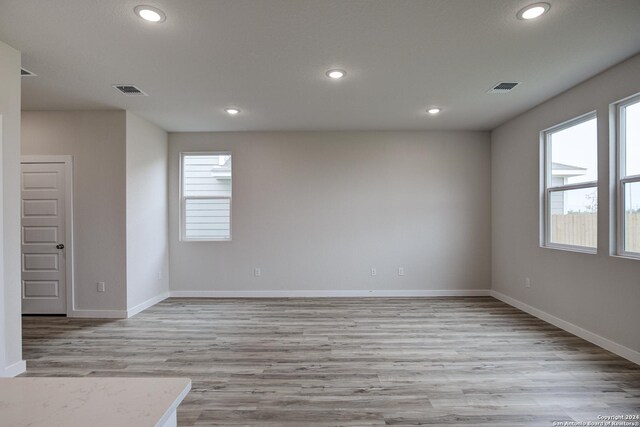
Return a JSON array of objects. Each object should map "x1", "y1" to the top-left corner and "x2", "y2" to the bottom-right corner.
[{"x1": 0, "y1": 377, "x2": 191, "y2": 427}]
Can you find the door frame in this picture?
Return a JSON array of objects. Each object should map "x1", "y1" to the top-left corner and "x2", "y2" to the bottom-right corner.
[{"x1": 21, "y1": 155, "x2": 75, "y2": 316}]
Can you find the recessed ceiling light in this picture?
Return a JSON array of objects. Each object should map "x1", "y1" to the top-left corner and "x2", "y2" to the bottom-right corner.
[
  {"x1": 134, "y1": 5, "x2": 166, "y2": 23},
  {"x1": 517, "y1": 2, "x2": 550, "y2": 20},
  {"x1": 427, "y1": 108, "x2": 441, "y2": 115},
  {"x1": 326, "y1": 69, "x2": 346, "y2": 80},
  {"x1": 225, "y1": 108, "x2": 240, "y2": 115}
]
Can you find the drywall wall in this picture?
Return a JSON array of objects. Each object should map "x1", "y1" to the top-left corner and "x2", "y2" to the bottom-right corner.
[
  {"x1": 21, "y1": 111, "x2": 127, "y2": 315},
  {"x1": 169, "y1": 131, "x2": 491, "y2": 295},
  {"x1": 0, "y1": 41, "x2": 23, "y2": 376},
  {"x1": 492, "y1": 53, "x2": 640, "y2": 356},
  {"x1": 125, "y1": 112, "x2": 169, "y2": 312}
]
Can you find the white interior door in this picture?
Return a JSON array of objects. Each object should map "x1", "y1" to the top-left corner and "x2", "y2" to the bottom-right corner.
[{"x1": 21, "y1": 162, "x2": 68, "y2": 314}]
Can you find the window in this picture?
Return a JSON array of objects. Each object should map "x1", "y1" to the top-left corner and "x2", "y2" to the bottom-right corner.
[
  {"x1": 615, "y1": 94, "x2": 640, "y2": 257},
  {"x1": 542, "y1": 113, "x2": 598, "y2": 251},
  {"x1": 180, "y1": 152, "x2": 232, "y2": 241}
]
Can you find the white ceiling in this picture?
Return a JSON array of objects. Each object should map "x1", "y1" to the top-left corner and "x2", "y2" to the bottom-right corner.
[{"x1": 1, "y1": 0, "x2": 640, "y2": 132}]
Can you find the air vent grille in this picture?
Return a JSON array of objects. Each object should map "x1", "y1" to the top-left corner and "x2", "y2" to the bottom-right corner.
[
  {"x1": 113, "y1": 85, "x2": 148, "y2": 96},
  {"x1": 487, "y1": 81, "x2": 520, "y2": 94},
  {"x1": 21, "y1": 68, "x2": 36, "y2": 77}
]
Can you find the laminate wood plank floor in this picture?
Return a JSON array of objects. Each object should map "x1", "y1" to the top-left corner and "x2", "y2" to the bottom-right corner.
[{"x1": 21, "y1": 297, "x2": 640, "y2": 426}]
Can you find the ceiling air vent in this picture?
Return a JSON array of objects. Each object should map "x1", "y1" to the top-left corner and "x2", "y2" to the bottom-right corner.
[
  {"x1": 21, "y1": 68, "x2": 36, "y2": 77},
  {"x1": 487, "y1": 81, "x2": 520, "y2": 94},
  {"x1": 113, "y1": 84, "x2": 148, "y2": 96}
]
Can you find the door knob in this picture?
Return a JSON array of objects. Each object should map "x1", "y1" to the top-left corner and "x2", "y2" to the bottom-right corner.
[{"x1": 56, "y1": 244, "x2": 65, "y2": 249}]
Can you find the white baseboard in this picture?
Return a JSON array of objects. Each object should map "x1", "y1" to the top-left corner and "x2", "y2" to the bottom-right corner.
[
  {"x1": 1, "y1": 360, "x2": 26, "y2": 377},
  {"x1": 170, "y1": 289, "x2": 490, "y2": 298},
  {"x1": 127, "y1": 292, "x2": 170, "y2": 318},
  {"x1": 68, "y1": 309, "x2": 128, "y2": 319},
  {"x1": 491, "y1": 290, "x2": 640, "y2": 366}
]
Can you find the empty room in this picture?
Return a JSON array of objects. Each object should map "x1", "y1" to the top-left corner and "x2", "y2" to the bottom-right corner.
[{"x1": 1, "y1": 1, "x2": 640, "y2": 426}]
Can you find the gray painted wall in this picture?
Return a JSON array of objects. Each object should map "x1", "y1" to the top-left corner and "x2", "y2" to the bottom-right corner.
[
  {"x1": 492, "y1": 53, "x2": 640, "y2": 353},
  {"x1": 125, "y1": 112, "x2": 169, "y2": 310},
  {"x1": 22, "y1": 111, "x2": 128, "y2": 314},
  {"x1": 0, "y1": 40, "x2": 22, "y2": 375},
  {"x1": 169, "y1": 131, "x2": 491, "y2": 294}
]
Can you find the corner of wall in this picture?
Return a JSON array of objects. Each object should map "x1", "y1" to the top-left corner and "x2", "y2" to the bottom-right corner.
[
  {"x1": 124, "y1": 111, "x2": 170, "y2": 313},
  {"x1": 0, "y1": 40, "x2": 23, "y2": 374}
]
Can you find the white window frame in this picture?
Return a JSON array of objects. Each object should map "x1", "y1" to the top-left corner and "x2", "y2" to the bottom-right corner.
[
  {"x1": 541, "y1": 111, "x2": 598, "y2": 253},
  {"x1": 614, "y1": 93, "x2": 640, "y2": 259},
  {"x1": 179, "y1": 151, "x2": 232, "y2": 242}
]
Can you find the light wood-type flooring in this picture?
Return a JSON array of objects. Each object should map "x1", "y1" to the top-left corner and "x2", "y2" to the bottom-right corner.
[{"x1": 21, "y1": 297, "x2": 640, "y2": 426}]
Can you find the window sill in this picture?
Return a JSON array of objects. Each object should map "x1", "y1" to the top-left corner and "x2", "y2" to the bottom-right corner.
[
  {"x1": 180, "y1": 239, "x2": 232, "y2": 243},
  {"x1": 610, "y1": 252, "x2": 640, "y2": 261},
  {"x1": 540, "y1": 244, "x2": 597, "y2": 255}
]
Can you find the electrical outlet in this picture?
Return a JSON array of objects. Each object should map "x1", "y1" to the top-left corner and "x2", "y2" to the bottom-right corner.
[
  {"x1": 525, "y1": 277, "x2": 531, "y2": 288},
  {"x1": 97, "y1": 282, "x2": 106, "y2": 292},
  {"x1": 254, "y1": 268, "x2": 261, "y2": 277},
  {"x1": 158, "y1": 271, "x2": 163, "y2": 280},
  {"x1": 398, "y1": 267, "x2": 405, "y2": 276},
  {"x1": 371, "y1": 268, "x2": 377, "y2": 276}
]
